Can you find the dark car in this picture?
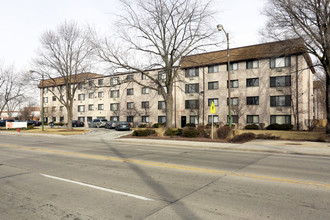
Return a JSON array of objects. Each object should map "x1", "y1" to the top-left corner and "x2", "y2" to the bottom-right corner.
[
  {"x1": 72, "y1": 120, "x2": 85, "y2": 127},
  {"x1": 0, "y1": 120, "x2": 5, "y2": 127},
  {"x1": 115, "y1": 121, "x2": 131, "y2": 131},
  {"x1": 105, "y1": 121, "x2": 117, "y2": 129},
  {"x1": 34, "y1": 121, "x2": 41, "y2": 126},
  {"x1": 27, "y1": 120, "x2": 36, "y2": 126}
]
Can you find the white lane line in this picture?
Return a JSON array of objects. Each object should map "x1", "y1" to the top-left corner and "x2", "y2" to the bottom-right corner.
[{"x1": 41, "y1": 174, "x2": 153, "y2": 201}]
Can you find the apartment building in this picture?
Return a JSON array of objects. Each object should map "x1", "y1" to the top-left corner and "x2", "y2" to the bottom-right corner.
[{"x1": 40, "y1": 39, "x2": 315, "y2": 130}]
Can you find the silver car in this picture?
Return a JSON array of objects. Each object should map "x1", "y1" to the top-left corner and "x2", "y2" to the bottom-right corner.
[{"x1": 88, "y1": 118, "x2": 108, "y2": 128}]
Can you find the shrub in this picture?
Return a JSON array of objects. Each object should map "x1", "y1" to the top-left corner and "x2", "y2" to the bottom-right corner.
[
  {"x1": 54, "y1": 122, "x2": 65, "y2": 126},
  {"x1": 217, "y1": 126, "x2": 232, "y2": 139},
  {"x1": 165, "y1": 128, "x2": 181, "y2": 136},
  {"x1": 266, "y1": 123, "x2": 293, "y2": 130},
  {"x1": 231, "y1": 132, "x2": 256, "y2": 143},
  {"x1": 138, "y1": 124, "x2": 147, "y2": 128},
  {"x1": 152, "y1": 123, "x2": 160, "y2": 128},
  {"x1": 197, "y1": 125, "x2": 210, "y2": 138},
  {"x1": 256, "y1": 134, "x2": 279, "y2": 140},
  {"x1": 27, "y1": 125, "x2": 35, "y2": 130},
  {"x1": 259, "y1": 123, "x2": 265, "y2": 130},
  {"x1": 245, "y1": 124, "x2": 259, "y2": 130},
  {"x1": 182, "y1": 128, "x2": 199, "y2": 138},
  {"x1": 132, "y1": 129, "x2": 156, "y2": 136},
  {"x1": 184, "y1": 123, "x2": 196, "y2": 128}
]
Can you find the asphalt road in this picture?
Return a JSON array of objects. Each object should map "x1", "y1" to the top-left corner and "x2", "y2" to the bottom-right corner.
[{"x1": 0, "y1": 133, "x2": 330, "y2": 219}]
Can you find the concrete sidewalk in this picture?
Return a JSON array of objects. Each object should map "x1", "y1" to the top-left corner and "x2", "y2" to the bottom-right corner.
[{"x1": 114, "y1": 138, "x2": 330, "y2": 157}]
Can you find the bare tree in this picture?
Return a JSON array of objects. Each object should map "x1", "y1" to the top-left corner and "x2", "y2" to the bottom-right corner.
[
  {"x1": 0, "y1": 64, "x2": 26, "y2": 119},
  {"x1": 93, "y1": 0, "x2": 216, "y2": 128},
  {"x1": 19, "y1": 100, "x2": 37, "y2": 121},
  {"x1": 32, "y1": 21, "x2": 96, "y2": 130},
  {"x1": 262, "y1": 0, "x2": 330, "y2": 132}
]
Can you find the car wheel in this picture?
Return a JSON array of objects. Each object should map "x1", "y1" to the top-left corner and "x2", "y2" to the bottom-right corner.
[{"x1": 74, "y1": 125, "x2": 77, "y2": 127}]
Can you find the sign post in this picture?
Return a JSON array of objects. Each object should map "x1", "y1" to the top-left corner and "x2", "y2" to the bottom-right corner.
[{"x1": 210, "y1": 102, "x2": 215, "y2": 139}]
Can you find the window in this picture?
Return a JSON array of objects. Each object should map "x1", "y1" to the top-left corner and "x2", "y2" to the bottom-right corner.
[
  {"x1": 185, "y1": 68, "x2": 199, "y2": 77},
  {"x1": 44, "y1": 107, "x2": 48, "y2": 113},
  {"x1": 270, "y1": 115, "x2": 291, "y2": 124},
  {"x1": 158, "y1": 71, "x2": 166, "y2": 80},
  {"x1": 110, "y1": 116, "x2": 119, "y2": 122},
  {"x1": 52, "y1": 96, "x2": 56, "y2": 101},
  {"x1": 60, "y1": 106, "x2": 64, "y2": 111},
  {"x1": 60, "y1": 116, "x2": 64, "y2": 122},
  {"x1": 110, "y1": 90, "x2": 119, "y2": 98},
  {"x1": 43, "y1": 97, "x2": 48, "y2": 103},
  {"x1": 185, "y1": 100, "x2": 199, "y2": 109},
  {"x1": 158, "y1": 101, "x2": 166, "y2": 110},
  {"x1": 52, "y1": 86, "x2": 55, "y2": 91},
  {"x1": 78, "y1": 117, "x2": 85, "y2": 122},
  {"x1": 43, "y1": 88, "x2": 48, "y2": 94},
  {"x1": 208, "y1": 81, "x2": 219, "y2": 90},
  {"x1": 270, "y1": 57, "x2": 291, "y2": 68},
  {"x1": 78, "y1": 105, "x2": 85, "y2": 112},
  {"x1": 142, "y1": 101, "x2": 149, "y2": 109},
  {"x1": 246, "y1": 60, "x2": 259, "y2": 69},
  {"x1": 208, "y1": 65, "x2": 219, "y2": 73},
  {"x1": 88, "y1": 104, "x2": 94, "y2": 111},
  {"x1": 142, "y1": 73, "x2": 147, "y2": 80},
  {"x1": 98, "y1": 79, "x2": 104, "y2": 85},
  {"x1": 78, "y1": 84, "x2": 85, "y2": 90},
  {"x1": 127, "y1": 88, "x2": 134, "y2": 95},
  {"x1": 228, "y1": 62, "x2": 238, "y2": 71},
  {"x1": 78, "y1": 94, "x2": 85, "y2": 101},
  {"x1": 110, "y1": 77, "x2": 119, "y2": 85},
  {"x1": 190, "y1": 116, "x2": 198, "y2": 125},
  {"x1": 87, "y1": 117, "x2": 92, "y2": 123},
  {"x1": 227, "y1": 80, "x2": 239, "y2": 88},
  {"x1": 127, "y1": 116, "x2": 134, "y2": 123},
  {"x1": 98, "y1": 92, "x2": 104, "y2": 98},
  {"x1": 89, "y1": 93, "x2": 94, "y2": 98},
  {"x1": 270, "y1": 95, "x2": 291, "y2": 107},
  {"x1": 227, "y1": 97, "x2": 239, "y2": 106},
  {"x1": 247, "y1": 115, "x2": 259, "y2": 124},
  {"x1": 158, "y1": 116, "x2": 166, "y2": 124},
  {"x1": 110, "y1": 103, "x2": 119, "y2": 111},
  {"x1": 51, "y1": 106, "x2": 56, "y2": 112},
  {"x1": 208, "y1": 98, "x2": 219, "y2": 106},
  {"x1": 208, "y1": 115, "x2": 219, "y2": 124},
  {"x1": 246, "y1": 78, "x2": 259, "y2": 87},
  {"x1": 52, "y1": 117, "x2": 56, "y2": 122},
  {"x1": 142, "y1": 87, "x2": 149, "y2": 94},
  {"x1": 158, "y1": 86, "x2": 168, "y2": 95},
  {"x1": 142, "y1": 116, "x2": 149, "y2": 123},
  {"x1": 126, "y1": 74, "x2": 133, "y2": 80},
  {"x1": 60, "y1": 85, "x2": 65, "y2": 90},
  {"x1": 246, "y1": 96, "x2": 259, "y2": 105},
  {"x1": 88, "y1": 81, "x2": 93, "y2": 87},
  {"x1": 127, "y1": 102, "x2": 134, "y2": 109},
  {"x1": 98, "y1": 104, "x2": 104, "y2": 110},
  {"x1": 270, "y1": 76, "x2": 291, "y2": 87},
  {"x1": 185, "y1": 83, "x2": 199, "y2": 93},
  {"x1": 227, "y1": 115, "x2": 238, "y2": 123},
  {"x1": 60, "y1": 95, "x2": 64, "y2": 101}
]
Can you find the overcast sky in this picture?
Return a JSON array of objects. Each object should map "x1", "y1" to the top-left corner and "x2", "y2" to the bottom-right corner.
[{"x1": 0, "y1": 0, "x2": 267, "y2": 71}]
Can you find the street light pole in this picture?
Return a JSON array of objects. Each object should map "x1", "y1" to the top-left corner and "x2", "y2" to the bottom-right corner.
[
  {"x1": 217, "y1": 24, "x2": 232, "y2": 127},
  {"x1": 29, "y1": 70, "x2": 45, "y2": 131}
]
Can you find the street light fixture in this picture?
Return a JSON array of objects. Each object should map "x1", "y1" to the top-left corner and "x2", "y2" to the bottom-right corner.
[
  {"x1": 29, "y1": 70, "x2": 45, "y2": 131},
  {"x1": 217, "y1": 24, "x2": 232, "y2": 127}
]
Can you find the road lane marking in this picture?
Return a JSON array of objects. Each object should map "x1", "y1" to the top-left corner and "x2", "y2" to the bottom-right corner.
[
  {"x1": 41, "y1": 174, "x2": 153, "y2": 201},
  {"x1": 2, "y1": 143, "x2": 330, "y2": 189}
]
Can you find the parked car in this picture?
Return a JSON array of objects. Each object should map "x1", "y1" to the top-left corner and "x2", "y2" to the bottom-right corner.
[
  {"x1": 0, "y1": 120, "x2": 5, "y2": 127},
  {"x1": 88, "y1": 118, "x2": 108, "y2": 128},
  {"x1": 72, "y1": 120, "x2": 85, "y2": 127},
  {"x1": 27, "y1": 120, "x2": 36, "y2": 126},
  {"x1": 105, "y1": 121, "x2": 117, "y2": 129},
  {"x1": 34, "y1": 121, "x2": 41, "y2": 126},
  {"x1": 115, "y1": 121, "x2": 131, "y2": 131}
]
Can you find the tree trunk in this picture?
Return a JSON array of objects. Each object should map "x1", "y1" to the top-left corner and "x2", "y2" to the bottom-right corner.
[
  {"x1": 67, "y1": 105, "x2": 73, "y2": 131},
  {"x1": 165, "y1": 94, "x2": 174, "y2": 128},
  {"x1": 326, "y1": 73, "x2": 330, "y2": 133}
]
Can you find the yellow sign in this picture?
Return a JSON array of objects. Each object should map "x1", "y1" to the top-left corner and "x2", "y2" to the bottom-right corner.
[{"x1": 210, "y1": 102, "x2": 215, "y2": 114}]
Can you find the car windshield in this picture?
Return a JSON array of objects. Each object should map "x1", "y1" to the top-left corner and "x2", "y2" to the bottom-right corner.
[{"x1": 101, "y1": 119, "x2": 107, "y2": 122}]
